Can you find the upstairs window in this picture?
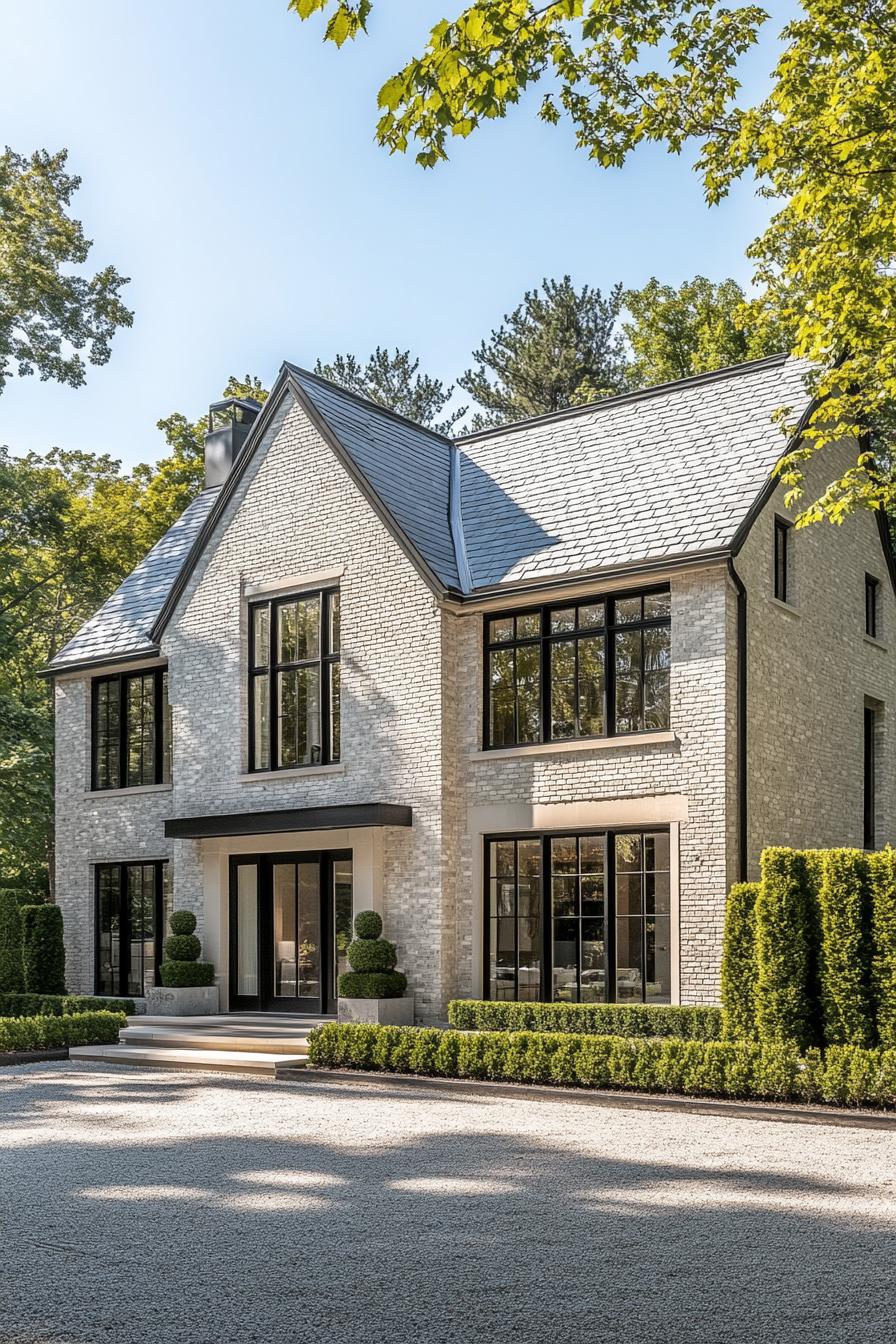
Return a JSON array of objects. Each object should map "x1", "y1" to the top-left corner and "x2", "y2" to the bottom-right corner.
[
  {"x1": 92, "y1": 668, "x2": 170, "y2": 791},
  {"x1": 774, "y1": 517, "x2": 791, "y2": 603},
  {"x1": 485, "y1": 588, "x2": 671, "y2": 749},
  {"x1": 866, "y1": 574, "x2": 880, "y2": 639},
  {"x1": 249, "y1": 588, "x2": 340, "y2": 771}
]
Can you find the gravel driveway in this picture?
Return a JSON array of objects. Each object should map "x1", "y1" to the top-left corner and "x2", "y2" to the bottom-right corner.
[{"x1": 1, "y1": 1061, "x2": 895, "y2": 1344}]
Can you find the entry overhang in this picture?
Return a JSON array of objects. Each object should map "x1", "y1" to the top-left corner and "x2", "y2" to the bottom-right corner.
[{"x1": 164, "y1": 802, "x2": 413, "y2": 840}]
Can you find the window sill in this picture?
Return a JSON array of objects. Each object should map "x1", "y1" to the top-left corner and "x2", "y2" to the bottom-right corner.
[
  {"x1": 864, "y1": 634, "x2": 888, "y2": 651},
  {"x1": 86, "y1": 783, "x2": 172, "y2": 799},
  {"x1": 770, "y1": 596, "x2": 799, "y2": 616},
  {"x1": 240, "y1": 763, "x2": 346, "y2": 781},
  {"x1": 469, "y1": 730, "x2": 678, "y2": 761}
]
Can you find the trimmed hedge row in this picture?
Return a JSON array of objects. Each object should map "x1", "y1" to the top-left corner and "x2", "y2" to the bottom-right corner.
[
  {"x1": 0, "y1": 1010, "x2": 126, "y2": 1054},
  {"x1": 307, "y1": 1022, "x2": 896, "y2": 1108},
  {"x1": 723, "y1": 848, "x2": 896, "y2": 1048},
  {"x1": 0, "y1": 993, "x2": 135, "y2": 1019},
  {"x1": 447, "y1": 999, "x2": 723, "y2": 1040},
  {"x1": 0, "y1": 891, "x2": 24, "y2": 993}
]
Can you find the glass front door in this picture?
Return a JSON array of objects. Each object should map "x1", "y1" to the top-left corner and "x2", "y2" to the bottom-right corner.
[{"x1": 229, "y1": 850, "x2": 352, "y2": 1013}]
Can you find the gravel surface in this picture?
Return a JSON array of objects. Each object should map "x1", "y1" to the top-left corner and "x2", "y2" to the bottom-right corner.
[{"x1": 1, "y1": 1060, "x2": 895, "y2": 1344}]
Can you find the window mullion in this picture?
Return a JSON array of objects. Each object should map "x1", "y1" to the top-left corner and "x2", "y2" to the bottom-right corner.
[
  {"x1": 542, "y1": 834, "x2": 550, "y2": 1002},
  {"x1": 607, "y1": 831, "x2": 616, "y2": 1003},
  {"x1": 541, "y1": 609, "x2": 550, "y2": 743}
]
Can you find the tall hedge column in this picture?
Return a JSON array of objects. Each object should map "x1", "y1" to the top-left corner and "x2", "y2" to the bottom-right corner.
[
  {"x1": 870, "y1": 849, "x2": 896, "y2": 1049},
  {"x1": 0, "y1": 890, "x2": 24, "y2": 993},
  {"x1": 817, "y1": 849, "x2": 873, "y2": 1046},
  {"x1": 754, "y1": 848, "x2": 815, "y2": 1048},
  {"x1": 720, "y1": 882, "x2": 759, "y2": 1040},
  {"x1": 21, "y1": 905, "x2": 66, "y2": 996}
]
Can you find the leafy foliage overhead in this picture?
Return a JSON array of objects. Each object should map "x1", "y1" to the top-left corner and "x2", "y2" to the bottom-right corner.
[
  {"x1": 288, "y1": 0, "x2": 896, "y2": 526},
  {"x1": 0, "y1": 148, "x2": 132, "y2": 394}
]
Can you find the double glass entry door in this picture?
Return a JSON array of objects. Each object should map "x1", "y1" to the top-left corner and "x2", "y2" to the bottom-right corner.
[{"x1": 229, "y1": 851, "x2": 352, "y2": 1013}]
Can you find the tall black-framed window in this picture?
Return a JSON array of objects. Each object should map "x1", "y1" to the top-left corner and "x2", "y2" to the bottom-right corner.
[
  {"x1": 95, "y1": 860, "x2": 172, "y2": 997},
  {"x1": 92, "y1": 668, "x2": 170, "y2": 791},
  {"x1": 864, "y1": 706, "x2": 877, "y2": 850},
  {"x1": 774, "y1": 517, "x2": 791, "y2": 602},
  {"x1": 865, "y1": 574, "x2": 880, "y2": 639},
  {"x1": 484, "y1": 587, "x2": 671, "y2": 749},
  {"x1": 485, "y1": 829, "x2": 671, "y2": 1004},
  {"x1": 249, "y1": 588, "x2": 340, "y2": 771}
]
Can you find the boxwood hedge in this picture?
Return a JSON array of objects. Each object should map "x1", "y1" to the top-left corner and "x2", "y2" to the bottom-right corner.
[
  {"x1": 307, "y1": 1022, "x2": 896, "y2": 1108},
  {"x1": 0, "y1": 992, "x2": 135, "y2": 1018},
  {"x1": 0, "y1": 1010, "x2": 125, "y2": 1054},
  {"x1": 447, "y1": 999, "x2": 723, "y2": 1040}
]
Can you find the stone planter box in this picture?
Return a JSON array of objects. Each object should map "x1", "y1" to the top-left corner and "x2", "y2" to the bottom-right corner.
[
  {"x1": 144, "y1": 985, "x2": 220, "y2": 1017},
  {"x1": 338, "y1": 995, "x2": 415, "y2": 1026}
]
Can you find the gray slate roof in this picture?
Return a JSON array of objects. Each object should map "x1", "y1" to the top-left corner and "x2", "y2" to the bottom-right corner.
[
  {"x1": 49, "y1": 487, "x2": 220, "y2": 670},
  {"x1": 458, "y1": 354, "x2": 810, "y2": 588},
  {"x1": 287, "y1": 365, "x2": 460, "y2": 590},
  {"x1": 49, "y1": 354, "x2": 813, "y2": 672}
]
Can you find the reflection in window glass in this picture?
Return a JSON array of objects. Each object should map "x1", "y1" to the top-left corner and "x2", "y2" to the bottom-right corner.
[
  {"x1": 95, "y1": 861, "x2": 168, "y2": 997},
  {"x1": 614, "y1": 832, "x2": 671, "y2": 1003},
  {"x1": 251, "y1": 589, "x2": 339, "y2": 770},
  {"x1": 550, "y1": 835, "x2": 606, "y2": 1003},
  {"x1": 488, "y1": 839, "x2": 541, "y2": 1001},
  {"x1": 333, "y1": 859, "x2": 353, "y2": 990}
]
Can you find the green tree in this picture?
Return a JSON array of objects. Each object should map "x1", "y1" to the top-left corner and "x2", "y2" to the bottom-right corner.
[
  {"x1": 314, "y1": 347, "x2": 464, "y2": 434},
  {"x1": 289, "y1": 0, "x2": 896, "y2": 526},
  {"x1": 623, "y1": 277, "x2": 792, "y2": 388},
  {"x1": 459, "y1": 276, "x2": 628, "y2": 427},
  {"x1": 0, "y1": 445, "x2": 152, "y2": 892},
  {"x1": 0, "y1": 148, "x2": 132, "y2": 393}
]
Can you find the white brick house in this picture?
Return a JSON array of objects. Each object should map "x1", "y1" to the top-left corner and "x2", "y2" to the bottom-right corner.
[{"x1": 48, "y1": 355, "x2": 896, "y2": 1019}]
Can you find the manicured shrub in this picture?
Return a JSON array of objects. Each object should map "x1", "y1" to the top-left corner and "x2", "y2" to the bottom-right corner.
[
  {"x1": 337, "y1": 971, "x2": 408, "y2": 999},
  {"x1": 347, "y1": 938, "x2": 397, "y2": 973},
  {"x1": 21, "y1": 904, "x2": 65, "y2": 995},
  {"x1": 0, "y1": 1009, "x2": 125, "y2": 1054},
  {"x1": 817, "y1": 849, "x2": 873, "y2": 1046},
  {"x1": 164, "y1": 933, "x2": 202, "y2": 963},
  {"x1": 353, "y1": 910, "x2": 382, "y2": 940},
  {"x1": 338, "y1": 911, "x2": 406, "y2": 999},
  {"x1": 158, "y1": 909, "x2": 214, "y2": 989},
  {"x1": 306, "y1": 1023, "x2": 896, "y2": 1107},
  {"x1": 168, "y1": 910, "x2": 197, "y2": 936},
  {"x1": 159, "y1": 960, "x2": 215, "y2": 988},
  {"x1": 0, "y1": 889, "x2": 24, "y2": 994},
  {"x1": 720, "y1": 882, "x2": 759, "y2": 1040},
  {"x1": 754, "y1": 848, "x2": 815, "y2": 1048},
  {"x1": 446, "y1": 999, "x2": 723, "y2": 1040},
  {"x1": 869, "y1": 848, "x2": 896, "y2": 1049},
  {"x1": 0, "y1": 992, "x2": 135, "y2": 1018}
]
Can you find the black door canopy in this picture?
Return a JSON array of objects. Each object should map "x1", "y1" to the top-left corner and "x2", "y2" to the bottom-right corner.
[{"x1": 164, "y1": 802, "x2": 412, "y2": 840}]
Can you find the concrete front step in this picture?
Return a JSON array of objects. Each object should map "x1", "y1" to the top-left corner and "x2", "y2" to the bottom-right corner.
[
  {"x1": 69, "y1": 1044, "x2": 308, "y2": 1076},
  {"x1": 119, "y1": 1025, "x2": 314, "y2": 1055}
]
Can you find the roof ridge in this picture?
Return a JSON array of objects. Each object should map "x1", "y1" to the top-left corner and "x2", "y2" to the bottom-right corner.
[
  {"x1": 284, "y1": 362, "x2": 454, "y2": 446},
  {"x1": 455, "y1": 352, "x2": 793, "y2": 445}
]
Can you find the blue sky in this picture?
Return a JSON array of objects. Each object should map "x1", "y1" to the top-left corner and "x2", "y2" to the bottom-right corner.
[{"x1": 1, "y1": 0, "x2": 786, "y2": 468}]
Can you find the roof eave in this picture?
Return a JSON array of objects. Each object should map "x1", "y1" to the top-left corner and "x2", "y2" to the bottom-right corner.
[{"x1": 40, "y1": 646, "x2": 163, "y2": 680}]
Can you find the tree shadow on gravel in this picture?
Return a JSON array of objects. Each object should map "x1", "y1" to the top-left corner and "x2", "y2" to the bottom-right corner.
[{"x1": 0, "y1": 1064, "x2": 893, "y2": 1344}]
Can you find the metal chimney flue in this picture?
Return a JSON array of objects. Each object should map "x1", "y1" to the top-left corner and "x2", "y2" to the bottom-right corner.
[{"x1": 204, "y1": 396, "x2": 261, "y2": 488}]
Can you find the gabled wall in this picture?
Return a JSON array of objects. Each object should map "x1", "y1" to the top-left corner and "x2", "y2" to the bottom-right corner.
[{"x1": 735, "y1": 438, "x2": 895, "y2": 870}]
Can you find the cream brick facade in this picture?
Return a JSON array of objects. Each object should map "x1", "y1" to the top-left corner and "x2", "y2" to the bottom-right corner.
[{"x1": 53, "y1": 389, "x2": 895, "y2": 1015}]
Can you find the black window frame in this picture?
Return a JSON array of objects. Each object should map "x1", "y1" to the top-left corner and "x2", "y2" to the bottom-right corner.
[
  {"x1": 864, "y1": 706, "x2": 877, "y2": 850},
  {"x1": 774, "y1": 516, "x2": 791, "y2": 603},
  {"x1": 94, "y1": 859, "x2": 170, "y2": 998},
  {"x1": 248, "y1": 587, "x2": 340, "y2": 773},
  {"x1": 482, "y1": 586, "x2": 672, "y2": 750},
  {"x1": 483, "y1": 828, "x2": 672, "y2": 1005},
  {"x1": 865, "y1": 574, "x2": 880, "y2": 639},
  {"x1": 91, "y1": 667, "x2": 170, "y2": 792}
]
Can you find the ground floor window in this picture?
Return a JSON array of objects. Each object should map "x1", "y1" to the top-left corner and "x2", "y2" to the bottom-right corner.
[
  {"x1": 95, "y1": 861, "x2": 172, "y2": 997},
  {"x1": 485, "y1": 829, "x2": 671, "y2": 1004}
]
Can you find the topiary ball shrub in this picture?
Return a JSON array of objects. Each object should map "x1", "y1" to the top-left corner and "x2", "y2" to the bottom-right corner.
[
  {"x1": 338, "y1": 911, "x2": 406, "y2": 999},
  {"x1": 158, "y1": 909, "x2": 215, "y2": 990},
  {"x1": 169, "y1": 910, "x2": 197, "y2": 937},
  {"x1": 353, "y1": 910, "x2": 382, "y2": 940},
  {"x1": 21, "y1": 904, "x2": 65, "y2": 995},
  {"x1": 164, "y1": 933, "x2": 202, "y2": 963}
]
